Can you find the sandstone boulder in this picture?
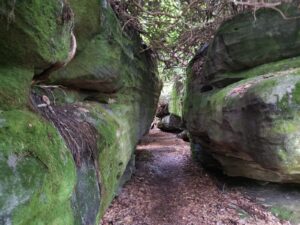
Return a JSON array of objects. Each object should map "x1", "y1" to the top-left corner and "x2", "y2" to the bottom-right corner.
[
  {"x1": 184, "y1": 4, "x2": 300, "y2": 183},
  {"x1": 0, "y1": 1, "x2": 161, "y2": 224},
  {"x1": 158, "y1": 114, "x2": 183, "y2": 133}
]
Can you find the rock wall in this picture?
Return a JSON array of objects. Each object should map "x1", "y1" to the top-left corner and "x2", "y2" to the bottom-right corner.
[
  {"x1": 0, "y1": 1, "x2": 161, "y2": 224},
  {"x1": 184, "y1": 4, "x2": 300, "y2": 183},
  {"x1": 169, "y1": 76, "x2": 184, "y2": 117}
]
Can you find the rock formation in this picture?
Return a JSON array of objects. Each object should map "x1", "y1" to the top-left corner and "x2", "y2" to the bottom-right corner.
[
  {"x1": 169, "y1": 76, "x2": 184, "y2": 118},
  {"x1": 156, "y1": 76, "x2": 186, "y2": 133},
  {"x1": 184, "y1": 4, "x2": 300, "y2": 183},
  {"x1": 157, "y1": 114, "x2": 183, "y2": 133},
  {"x1": 0, "y1": 0, "x2": 161, "y2": 224}
]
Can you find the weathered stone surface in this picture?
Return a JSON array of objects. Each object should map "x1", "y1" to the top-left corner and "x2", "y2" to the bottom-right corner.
[
  {"x1": 202, "y1": 3, "x2": 300, "y2": 87},
  {"x1": 49, "y1": 34, "x2": 124, "y2": 93},
  {"x1": 0, "y1": 0, "x2": 73, "y2": 68},
  {"x1": 0, "y1": 1, "x2": 77, "y2": 223},
  {"x1": 169, "y1": 76, "x2": 185, "y2": 117},
  {"x1": 184, "y1": 5, "x2": 300, "y2": 183},
  {"x1": 68, "y1": 0, "x2": 101, "y2": 52},
  {"x1": 158, "y1": 114, "x2": 183, "y2": 133},
  {"x1": 0, "y1": 1, "x2": 161, "y2": 224}
]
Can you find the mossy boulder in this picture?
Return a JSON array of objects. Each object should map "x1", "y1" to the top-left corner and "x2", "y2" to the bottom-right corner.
[
  {"x1": 202, "y1": 3, "x2": 300, "y2": 87},
  {"x1": 0, "y1": 0, "x2": 161, "y2": 224},
  {"x1": 48, "y1": 35, "x2": 124, "y2": 93},
  {"x1": 0, "y1": 109, "x2": 76, "y2": 225},
  {"x1": 169, "y1": 76, "x2": 184, "y2": 117},
  {"x1": 68, "y1": 0, "x2": 101, "y2": 52},
  {"x1": 184, "y1": 5, "x2": 300, "y2": 183},
  {"x1": 0, "y1": 3, "x2": 77, "y2": 222},
  {"x1": 186, "y1": 68, "x2": 300, "y2": 182},
  {"x1": 157, "y1": 114, "x2": 183, "y2": 133},
  {"x1": 0, "y1": 0, "x2": 73, "y2": 68}
]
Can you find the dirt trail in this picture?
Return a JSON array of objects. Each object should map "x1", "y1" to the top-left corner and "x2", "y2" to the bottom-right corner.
[{"x1": 101, "y1": 129, "x2": 288, "y2": 225}]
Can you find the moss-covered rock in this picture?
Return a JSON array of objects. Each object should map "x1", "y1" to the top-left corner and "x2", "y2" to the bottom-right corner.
[
  {"x1": 68, "y1": 0, "x2": 101, "y2": 52},
  {"x1": 0, "y1": 109, "x2": 76, "y2": 225},
  {"x1": 202, "y1": 4, "x2": 300, "y2": 87},
  {"x1": 157, "y1": 114, "x2": 183, "y2": 133},
  {"x1": 0, "y1": 0, "x2": 73, "y2": 69},
  {"x1": 169, "y1": 76, "x2": 184, "y2": 117},
  {"x1": 186, "y1": 68, "x2": 300, "y2": 182},
  {"x1": 0, "y1": 0, "x2": 161, "y2": 224},
  {"x1": 48, "y1": 34, "x2": 124, "y2": 93},
  {"x1": 184, "y1": 4, "x2": 300, "y2": 183},
  {"x1": 0, "y1": 1, "x2": 77, "y2": 223}
]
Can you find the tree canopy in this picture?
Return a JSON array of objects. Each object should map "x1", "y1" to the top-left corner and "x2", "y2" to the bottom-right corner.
[{"x1": 110, "y1": 0, "x2": 293, "y2": 79}]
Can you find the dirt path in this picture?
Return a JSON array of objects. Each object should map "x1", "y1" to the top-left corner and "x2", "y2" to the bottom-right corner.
[{"x1": 101, "y1": 129, "x2": 288, "y2": 225}]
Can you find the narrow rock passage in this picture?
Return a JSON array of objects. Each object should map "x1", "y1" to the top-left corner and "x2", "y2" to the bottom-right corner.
[{"x1": 101, "y1": 129, "x2": 287, "y2": 225}]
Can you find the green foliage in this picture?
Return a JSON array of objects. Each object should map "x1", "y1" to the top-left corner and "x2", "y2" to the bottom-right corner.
[{"x1": 116, "y1": 0, "x2": 241, "y2": 80}]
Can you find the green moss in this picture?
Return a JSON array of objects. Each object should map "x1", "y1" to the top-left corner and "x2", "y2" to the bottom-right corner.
[
  {"x1": 184, "y1": 3, "x2": 300, "y2": 184},
  {"x1": 86, "y1": 63, "x2": 160, "y2": 219},
  {"x1": 182, "y1": 68, "x2": 193, "y2": 119},
  {"x1": 68, "y1": 0, "x2": 101, "y2": 51},
  {"x1": 0, "y1": 110, "x2": 76, "y2": 225},
  {"x1": 169, "y1": 81, "x2": 182, "y2": 117},
  {"x1": 185, "y1": 57, "x2": 300, "y2": 121},
  {"x1": 101, "y1": 5, "x2": 134, "y2": 60},
  {"x1": 277, "y1": 93, "x2": 292, "y2": 113},
  {"x1": 0, "y1": 4, "x2": 76, "y2": 221},
  {"x1": 184, "y1": 62, "x2": 300, "y2": 181},
  {"x1": 250, "y1": 79, "x2": 278, "y2": 100},
  {"x1": 49, "y1": 35, "x2": 123, "y2": 89},
  {"x1": 204, "y1": 4, "x2": 300, "y2": 82},
  {"x1": 0, "y1": 0, "x2": 72, "y2": 67},
  {"x1": 273, "y1": 120, "x2": 299, "y2": 134},
  {"x1": 212, "y1": 56, "x2": 300, "y2": 84},
  {"x1": 0, "y1": 1, "x2": 161, "y2": 223},
  {"x1": 0, "y1": 67, "x2": 33, "y2": 110},
  {"x1": 40, "y1": 2, "x2": 160, "y2": 220},
  {"x1": 185, "y1": 68, "x2": 300, "y2": 126},
  {"x1": 87, "y1": 103, "x2": 136, "y2": 217},
  {"x1": 211, "y1": 69, "x2": 300, "y2": 110},
  {"x1": 292, "y1": 82, "x2": 300, "y2": 104}
]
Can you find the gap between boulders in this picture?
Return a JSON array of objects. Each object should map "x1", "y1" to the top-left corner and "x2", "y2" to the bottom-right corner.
[{"x1": 101, "y1": 128, "x2": 287, "y2": 225}]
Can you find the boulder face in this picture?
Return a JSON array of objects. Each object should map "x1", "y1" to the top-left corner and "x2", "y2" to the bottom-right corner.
[
  {"x1": 0, "y1": 0, "x2": 73, "y2": 68},
  {"x1": 157, "y1": 114, "x2": 183, "y2": 133},
  {"x1": 202, "y1": 4, "x2": 300, "y2": 87},
  {"x1": 0, "y1": 1, "x2": 161, "y2": 225},
  {"x1": 184, "y1": 4, "x2": 300, "y2": 183},
  {"x1": 169, "y1": 76, "x2": 185, "y2": 117}
]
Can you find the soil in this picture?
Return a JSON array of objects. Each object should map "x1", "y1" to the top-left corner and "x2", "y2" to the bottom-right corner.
[{"x1": 101, "y1": 128, "x2": 290, "y2": 225}]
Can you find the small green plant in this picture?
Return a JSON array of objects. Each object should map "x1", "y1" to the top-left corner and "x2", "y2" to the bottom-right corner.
[{"x1": 271, "y1": 206, "x2": 294, "y2": 221}]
